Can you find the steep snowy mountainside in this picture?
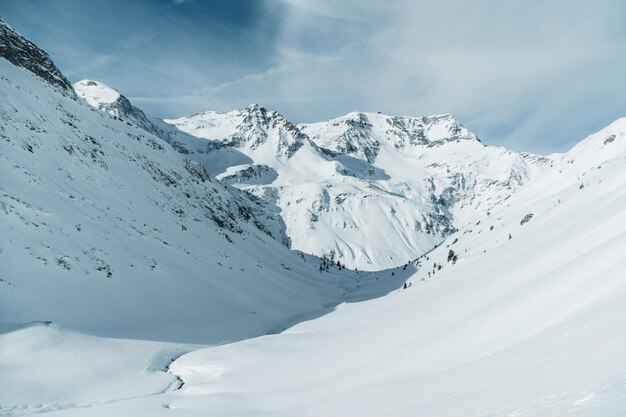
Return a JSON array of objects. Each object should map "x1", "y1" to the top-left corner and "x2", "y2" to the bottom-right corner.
[
  {"x1": 73, "y1": 78, "x2": 149, "y2": 128},
  {"x1": 522, "y1": 117, "x2": 626, "y2": 202},
  {"x1": 565, "y1": 117, "x2": 626, "y2": 166},
  {"x1": 0, "y1": 23, "x2": 401, "y2": 346},
  {"x1": 98, "y1": 119, "x2": 624, "y2": 417},
  {"x1": 300, "y1": 111, "x2": 550, "y2": 217},
  {"x1": 74, "y1": 79, "x2": 180, "y2": 143},
  {"x1": 73, "y1": 80, "x2": 292, "y2": 244},
  {"x1": 166, "y1": 107, "x2": 552, "y2": 270}
]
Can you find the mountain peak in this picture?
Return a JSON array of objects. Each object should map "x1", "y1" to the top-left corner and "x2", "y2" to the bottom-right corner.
[
  {"x1": 72, "y1": 78, "x2": 164, "y2": 140},
  {"x1": 298, "y1": 111, "x2": 480, "y2": 164},
  {"x1": 166, "y1": 104, "x2": 307, "y2": 158},
  {"x1": 238, "y1": 103, "x2": 272, "y2": 125},
  {"x1": 371, "y1": 112, "x2": 478, "y2": 143},
  {"x1": 73, "y1": 79, "x2": 121, "y2": 108},
  {"x1": 0, "y1": 19, "x2": 74, "y2": 93},
  {"x1": 73, "y1": 78, "x2": 146, "y2": 121},
  {"x1": 241, "y1": 103, "x2": 267, "y2": 113},
  {"x1": 334, "y1": 111, "x2": 374, "y2": 128},
  {"x1": 309, "y1": 111, "x2": 478, "y2": 143}
]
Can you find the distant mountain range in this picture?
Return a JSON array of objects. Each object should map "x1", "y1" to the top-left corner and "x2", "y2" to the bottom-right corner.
[{"x1": 75, "y1": 79, "x2": 551, "y2": 270}]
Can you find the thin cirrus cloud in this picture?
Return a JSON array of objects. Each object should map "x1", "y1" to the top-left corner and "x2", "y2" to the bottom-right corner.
[
  {"x1": 1, "y1": 0, "x2": 625, "y2": 153},
  {"x1": 242, "y1": 0, "x2": 626, "y2": 153},
  {"x1": 135, "y1": 0, "x2": 626, "y2": 153}
]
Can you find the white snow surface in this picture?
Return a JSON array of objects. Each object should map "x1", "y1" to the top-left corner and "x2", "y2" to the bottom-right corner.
[
  {"x1": 2, "y1": 20, "x2": 626, "y2": 417},
  {"x1": 73, "y1": 79, "x2": 120, "y2": 109},
  {"x1": 27, "y1": 117, "x2": 623, "y2": 417}
]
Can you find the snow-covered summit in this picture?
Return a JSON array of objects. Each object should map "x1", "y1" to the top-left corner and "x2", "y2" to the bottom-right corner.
[
  {"x1": 73, "y1": 79, "x2": 121, "y2": 108},
  {"x1": 73, "y1": 79, "x2": 157, "y2": 130},
  {"x1": 166, "y1": 104, "x2": 307, "y2": 158},
  {"x1": 300, "y1": 111, "x2": 480, "y2": 163}
]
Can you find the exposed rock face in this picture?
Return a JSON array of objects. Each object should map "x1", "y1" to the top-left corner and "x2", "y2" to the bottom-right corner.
[{"x1": 0, "y1": 19, "x2": 74, "y2": 93}]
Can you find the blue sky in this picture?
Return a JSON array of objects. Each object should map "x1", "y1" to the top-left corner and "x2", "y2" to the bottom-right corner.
[{"x1": 2, "y1": 0, "x2": 625, "y2": 154}]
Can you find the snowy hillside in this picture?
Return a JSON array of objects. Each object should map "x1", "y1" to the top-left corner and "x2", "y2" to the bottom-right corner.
[
  {"x1": 73, "y1": 80, "x2": 294, "y2": 244},
  {"x1": 0, "y1": 19, "x2": 396, "y2": 346},
  {"x1": 2, "y1": 15, "x2": 626, "y2": 417},
  {"x1": 5, "y1": 109, "x2": 623, "y2": 417},
  {"x1": 165, "y1": 107, "x2": 552, "y2": 270},
  {"x1": 66, "y1": 117, "x2": 624, "y2": 417}
]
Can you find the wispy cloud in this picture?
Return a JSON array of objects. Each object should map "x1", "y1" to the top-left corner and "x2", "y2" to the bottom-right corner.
[
  {"x1": 128, "y1": 0, "x2": 624, "y2": 153},
  {"x1": 233, "y1": 0, "x2": 626, "y2": 153},
  {"x1": 5, "y1": 0, "x2": 623, "y2": 153}
]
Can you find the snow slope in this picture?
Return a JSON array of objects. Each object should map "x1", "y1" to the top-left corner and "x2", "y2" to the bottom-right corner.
[
  {"x1": 16, "y1": 114, "x2": 625, "y2": 417},
  {"x1": 2, "y1": 16, "x2": 626, "y2": 417},
  {"x1": 0, "y1": 19, "x2": 401, "y2": 348},
  {"x1": 165, "y1": 107, "x2": 551, "y2": 270},
  {"x1": 0, "y1": 322, "x2": 189, "y2": 415},
  {"x1": 61, "y1": 117, "x2": 623, "y2": 417},
  {"x1": 73, "y1": 79, "x2": 294, "y2": 244}
]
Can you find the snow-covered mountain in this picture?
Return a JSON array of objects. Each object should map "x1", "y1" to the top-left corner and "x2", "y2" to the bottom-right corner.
[
  {"x1": 0, "y1": 19, "x2": 401, "y2": 346},
  {"x1": 73, "y1": 80, "x2": 294, "y2": 245},
  {"x1": 100, "y1": 114, "x2": 625, "y2": 417},
  {"x1": 73, "y1": 79, "x2": 156, "y2": 131},
  {"x1": 5, "y1": 101, "x2": 623, "y2": 417},
  {"x1": 3, "y1": 16, "x2": 626, "y2": 417},
  {"x1": 164, "y1": 107, "x2": 551, "y2": 270},
  {"x1": 74, "y1": 77, "x2": 553, "y2": 271}
]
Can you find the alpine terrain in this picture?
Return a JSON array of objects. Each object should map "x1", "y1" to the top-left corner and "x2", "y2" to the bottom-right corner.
[
  {"x1": 1, "y1": 17, "x2": 625, "y2": 417},
  {"x1": 165, "y1": 107, "x2": 552, "y2": 270}
]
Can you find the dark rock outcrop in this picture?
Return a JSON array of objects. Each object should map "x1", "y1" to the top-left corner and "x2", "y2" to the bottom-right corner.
[{"x1": 0, "y1": 19, "x2": 74, "y2": 93}]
